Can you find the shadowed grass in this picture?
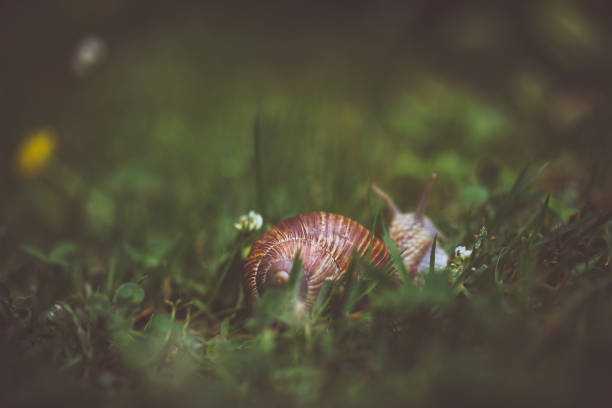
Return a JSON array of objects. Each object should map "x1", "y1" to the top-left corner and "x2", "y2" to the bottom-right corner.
[{"x1": 2, "y1": 160, "x2": 611, "y2": 407}]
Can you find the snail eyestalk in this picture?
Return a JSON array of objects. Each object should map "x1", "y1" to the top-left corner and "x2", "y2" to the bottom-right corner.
[
  {"x1": 415, "y1": 173, "x2": 437, "y2": 221},
  {"x1": 371, "y1": 184, "x2": 401, "y2": 217}
]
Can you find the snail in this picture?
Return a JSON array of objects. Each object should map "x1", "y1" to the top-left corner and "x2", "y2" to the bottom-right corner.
[
  {"x1": 242, "y1": 174, "x2": 448, "y2": 309},
  {"x1": 371, "y1": 173, "x2": 449, "y2": 279}
]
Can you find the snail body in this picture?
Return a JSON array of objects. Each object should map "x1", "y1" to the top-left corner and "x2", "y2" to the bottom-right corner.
[
  {"x1": 243, "y1": 175, "x2": 448, "y2": 308},
  {"x1": 371, "y1": 174, "x2": 448, "y2": 280}
]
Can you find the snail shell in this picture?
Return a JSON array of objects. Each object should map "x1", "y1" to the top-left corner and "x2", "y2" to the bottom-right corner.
[{"x1": 243, "y1": 212, "x2": 392, "y2": 306}]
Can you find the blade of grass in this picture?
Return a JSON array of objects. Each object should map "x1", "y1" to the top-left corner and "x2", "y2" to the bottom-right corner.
[
  {"x1": 381, "y1": 221, "x2": 409, "y2": 283},
  {"x1": 253, "y1": 115, "x2": 266, "y2": 218},
  {"x1": 429, "y1": 234, "x2": 438, "y2": 275}
]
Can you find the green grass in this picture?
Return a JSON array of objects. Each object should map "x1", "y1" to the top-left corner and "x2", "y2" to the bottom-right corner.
[
  {"x1": 2, "y1": 151, "x2": 611, "y2": 407},
  {"x1": 2, "y1": 2, "x2": 612, "y2": 406}
]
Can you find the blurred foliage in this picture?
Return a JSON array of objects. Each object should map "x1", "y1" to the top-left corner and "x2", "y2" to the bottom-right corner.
[{"x1": 1, "y1": 0, "x2": 612, "y2": 407}]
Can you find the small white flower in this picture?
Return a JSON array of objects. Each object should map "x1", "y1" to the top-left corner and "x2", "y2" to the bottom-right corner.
[
  {"x1": 234, "y1": 210, "x2": 263, "y2": 232},
  {"x1": 454, "y1": 245, "x2": 472, "y2": 260},
  {"x1": 72, "y1": 35, "x2": 107, "y2": 76}
]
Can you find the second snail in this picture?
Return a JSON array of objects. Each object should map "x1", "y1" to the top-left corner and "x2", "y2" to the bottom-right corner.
[{"x1": 243, "y1": 174, "x2": 449, "y2": 311}]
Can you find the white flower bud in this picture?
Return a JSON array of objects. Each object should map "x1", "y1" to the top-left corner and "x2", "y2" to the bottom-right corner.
[
  {"x1": 234, "y1": 210, "x2": 263, "y2": 232},
  {"x1": 454, "y1": 245, "x2": 472, "y2": 260}
]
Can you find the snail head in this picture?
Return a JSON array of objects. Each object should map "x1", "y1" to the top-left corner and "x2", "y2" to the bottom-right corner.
[{"x1": 371, "y1": 173, "x2": 444, "y2": 239}]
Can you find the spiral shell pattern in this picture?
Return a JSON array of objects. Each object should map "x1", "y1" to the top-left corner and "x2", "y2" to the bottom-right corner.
[{"x1": 243, "y1": 212, "x2": 391, "y2": 305}]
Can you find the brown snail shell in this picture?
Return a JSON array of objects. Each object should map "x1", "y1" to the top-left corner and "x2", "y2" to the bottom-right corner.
[{"x1": 243, "y1": 212, "x2": 392, "y2": 307}]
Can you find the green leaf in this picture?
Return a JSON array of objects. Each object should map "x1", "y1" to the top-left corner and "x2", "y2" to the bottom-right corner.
[
  {"x1": 312, "y1": 278, "x2": 334, "y2": 319},
  {"x1": 511, "y1": 162, "x2": 548, "y2": 195},
  {"x1": 461, "y1": 185, "x2": 489, "y2": 206},
  {"x1": 220, "y1": 318, "x2": 230, "y2": 338},
  {"x1": 549, "y1": 195, "x2": 578, "y2": 220},
  {"x1": 124, "y1": 236, "x2": 179, "y2": 268},
  {"x1": 20, "y1": 244, "x2": 52, "y2": 264},
  {"x1": 20, "y1": 242, "x2": 77, "y2": 266},
  {"x1": 113, "y1": 282, "x2": 145, "y2": 306},
  {"x1": 48, "y1": 242, "x2": 77, "y2": 264},
  {"x1": 341, "y1": 268, "x2": 360, "y2": 316},
  {"x1": 86, "y1": 189, "x2": 116, "y2": 234},
  {"x1": 288, "y1": 250, "x2": 304, "y2": 301},
  {"x1": 87, "y1": 292, "x2": 112, "y2": 321}
]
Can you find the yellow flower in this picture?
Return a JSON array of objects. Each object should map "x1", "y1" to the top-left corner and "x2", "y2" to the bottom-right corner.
[{"x1": 15, "y1": 128, "x2": 57, "y2": 178}]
